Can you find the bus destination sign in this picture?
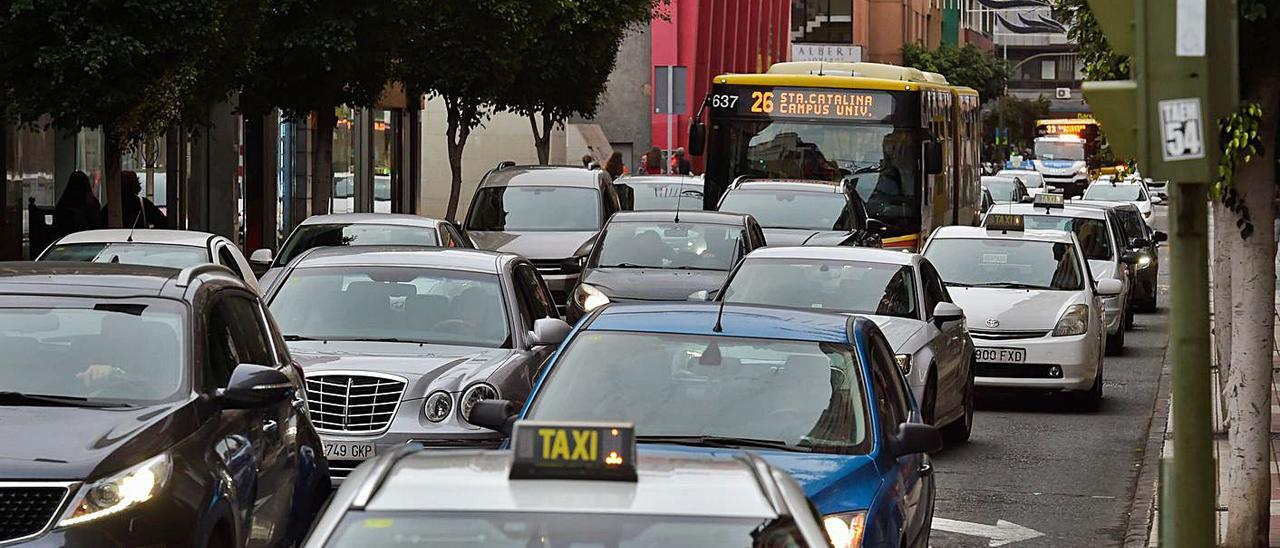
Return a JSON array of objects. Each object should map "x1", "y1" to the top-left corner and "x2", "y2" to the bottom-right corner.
[{"x1": 709, "y1": 86, "x2": 894, "y2": 122}]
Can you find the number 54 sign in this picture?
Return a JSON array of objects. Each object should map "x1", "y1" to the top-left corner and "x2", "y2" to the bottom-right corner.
[{"x1": 1159, "y1": 98, "x2": 1205, "y2": 161}]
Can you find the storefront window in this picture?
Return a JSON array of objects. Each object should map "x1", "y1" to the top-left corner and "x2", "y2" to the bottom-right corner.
[
  {"x1": 372, "y1": 110, "x2": 393, "y2": 213},
  {"x1": 11, "y1": 122, "x2": 57, "y2": 257},
  {"x1": 332, "y1": 106, "x2": 356, "y2": 214}
]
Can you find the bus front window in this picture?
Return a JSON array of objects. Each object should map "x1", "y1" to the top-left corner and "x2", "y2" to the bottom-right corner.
[{"x1": 723, "y1": 121, "x2": 921, "y2": 235}]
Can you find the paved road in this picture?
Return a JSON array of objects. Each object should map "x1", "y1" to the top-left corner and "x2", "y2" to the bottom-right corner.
[{"x1": 929, "y1": 208, "x2": 1170, "y2": 547}]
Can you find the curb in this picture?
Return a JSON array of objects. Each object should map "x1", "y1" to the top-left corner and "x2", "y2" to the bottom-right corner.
[{"x1": 1122, "y1": 331, "x2": 1174, "y2": 548}]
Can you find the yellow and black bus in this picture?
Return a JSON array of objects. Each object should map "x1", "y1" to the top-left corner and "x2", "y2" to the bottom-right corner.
[{"x1": 690, "y1": 62, "x2": 982, "y2": 250}]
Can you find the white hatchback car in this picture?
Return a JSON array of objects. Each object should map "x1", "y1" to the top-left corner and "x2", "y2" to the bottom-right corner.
[
  {"x1": 718, "y1": 246, "x2": 976, "y2": 443},
  {"x1": 923, "y1": 221, "x2": 1121, "y2": 409},
  {"x1": 1081, "y1": 180, "x2": 1154, "y2": 221},
  {"x1": 37, "y1": 229, "x2": 260, "y2": 292}
]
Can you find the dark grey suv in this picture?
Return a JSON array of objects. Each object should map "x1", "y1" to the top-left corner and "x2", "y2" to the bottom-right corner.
[{"x1": 264, "y1": 246, "x2": 572, "y2": 480}]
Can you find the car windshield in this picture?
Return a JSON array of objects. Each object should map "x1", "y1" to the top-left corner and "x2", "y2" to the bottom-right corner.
[
  {"x1": 467, "y1": 186, "x2": 601, "y2": 231},
  {"x1": 270, "y1": 266, "x2": 509, "y2": 348},
  {"x1": 982, "y1": 178, "x2": 1019, "y2": 202},
  {"x1": 625, "y1": 181, "x2": 705, "y2": 211},
  {"x1": 719, "y1": 190, "x2": 849, "y2": 231},
  {"x1": 998, "y1": 171, "x2": 1044, "y2": 188},
  {"x1": 1084, "y1": 185, "x2": 1145, "y2": 202},
  {"x1": 0, "y1": 298, "x2": 186, "y2": 405},
  {"x1": 1034, "y1": 141, "x2": 1084, "y2": 161},
  {"x1": 323, "y1": 512, "x2": 808, "y2": 548},
  {"x1": 723, "y1": 259, "x2": 917, "y2": 319},
  {"x1": 527, "y1": 331, "x2": 869, "y2": 453},
  {"x1": 595, "y1": 222, "x2": 745, "y2": 271},
  {"x1": 1021, "y1": 215, "x2": 1114, "y2": 260},
  {"x1": 277, "y1": 224, "x2": 439, "y2": 266},
  {"x1": 925, "y1": 238, "x2": 1085, "y2": 290},
  {"x1": 41, "y1": 242, "x2": 208, "y2": 269}
]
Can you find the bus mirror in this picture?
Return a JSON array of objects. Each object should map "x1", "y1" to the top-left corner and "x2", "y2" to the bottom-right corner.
[
  {"x1": 924, "y1": 141, "x2": 943, "y2": 175},
  {"x1": 688, "y1": 120, "x2": 707, "y2": 157}
]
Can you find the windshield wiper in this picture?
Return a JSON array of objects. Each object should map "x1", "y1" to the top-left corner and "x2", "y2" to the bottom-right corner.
[
  {"x1": 974, "y1": 281, "x2": 1051, "y2": 290},
  {"x1": 671, "y1": 265, "x2": 719, "y2": 271},
  {"x1": 0, "y1": 391, "x2": 132, "y2": 408},
  {"x1": 283, "y1": 334, "x2": 323, "y2": 342},
  {"x1": 637, "y1": 435, "x2": 811, "y2": 452},
  {"x1": 340, "y1": 337, "x2": 429, "y2": 345},
  {"x1": 604, "y1": 263, "x2": 654, "y2": 269}
]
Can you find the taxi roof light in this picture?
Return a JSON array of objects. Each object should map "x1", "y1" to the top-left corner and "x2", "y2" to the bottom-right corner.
[
  {"x1": 510, "y1": 421, "x2": 638, "y2": 482},
  {"x1": 985, "y1": 213, "x2": 1025, "y2": 233},
  {"x1": 1033, "y1": 193, "x2": 1065, "y2": 209}
]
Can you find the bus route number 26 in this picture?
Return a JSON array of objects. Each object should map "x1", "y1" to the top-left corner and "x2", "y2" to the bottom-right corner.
[{"x1": 750, "y1": 91, "x2": 775, "y2": 114}]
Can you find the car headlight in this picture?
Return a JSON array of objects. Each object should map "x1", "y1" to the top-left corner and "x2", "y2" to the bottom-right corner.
[
  {"x1": 423, "y1": 390, "x2": 453, "y2": 423},
  {"x1": 823, "y1": 512, "x2": 867, "y2": 548},
  {"x1": 460, "y1": 383, "x2": 500, "y2": 422},
  {"x1": 1136, "y1": 254, "x2": 1152, "y2": 269},
  {"x1": 572, "y1": 283, "x2": 610, "y2": 312},
  {"x1": 1052, "y1": 304, "x2": 1090, "y2": 337},
  {"x1": 894, "y1": 354, "x2": 913, "y2": 375},
  {"x1": 59, "y1": 454, "x2": 171, "y2": 527}
]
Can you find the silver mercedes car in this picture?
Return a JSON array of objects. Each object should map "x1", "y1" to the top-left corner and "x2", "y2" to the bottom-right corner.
[{"x1": 264, "y1": 246, "x2": 571, "y2": 480}]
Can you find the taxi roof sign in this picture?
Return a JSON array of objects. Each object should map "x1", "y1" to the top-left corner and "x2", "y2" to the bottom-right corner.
[
  {"x1": 510, "y1": 420, "x2": 637, "y2": 482},
  {"x1": 985, "y1": 213, "x2": 1025, "y2": 232},
  {"x1": 1033, "y1": 193, "x2": 1065, "y2": 209}
]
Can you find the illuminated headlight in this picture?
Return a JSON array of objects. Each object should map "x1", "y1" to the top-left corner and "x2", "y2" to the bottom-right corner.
[
  {"x1": 572, "y1": 283, "x2": 610, "y2": 312},
  {"x1": 460, "y1": 383, "x2": 500, "y2": 422},
  {"x1": 423, "y1": 390, "x2": 453, "y2": 423},
  {"x1": 894, "y1": 354, "x2": 913, "y2": 375},
  {"x1": 823, "y1": 511, "x2": 867, "y2": 548},
  {"x1": 59, "y1": 454, "x2": 171, "y2": 527},
  {"x1": 1136, "y1": 254, "x2": 1152, "y2": 269},
  {"x1": 1052, "y1": 304, "x2": 1090, "y2": 337}
]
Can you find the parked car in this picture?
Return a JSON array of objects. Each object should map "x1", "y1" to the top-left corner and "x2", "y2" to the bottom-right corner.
[
  {"x1": 716, "y1": 179, "x2": 882, "y2": 247},
  {"x1": 566, "y1": 210, "x2": 766, "y2": 323},
  {"x1": 38, "y1": 229, "x2": 260, "y2": 293},
  {"x1": 465, "y1": 164, "x2": 623, "y2": 305},
  {"x1": 0, "y1": 262, "x2": 329, "y2": 546},
  {"x1": 264, "y1": 246, "x2": 572, "y2": 480},
  {"x1": 251, "y1": 213, "x2": 471, "y2": 290}
]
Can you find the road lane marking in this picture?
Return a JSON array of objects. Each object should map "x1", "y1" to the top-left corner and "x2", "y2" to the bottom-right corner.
[{"x1": 932, "y1": 517, "x2": 1045, "y2": 546}]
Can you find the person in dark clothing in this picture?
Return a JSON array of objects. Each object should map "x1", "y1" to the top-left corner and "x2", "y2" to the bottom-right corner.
[
  {"x1": 54, "y1": 171, "x2": 102, "y2": 236},
  {"x1": 670, "y1": 147, "x2": 693, "y2": 175},
  {"x1": 604, "y1": 152, "x2": 626, "y2": 180},
  {"x1": 103, "y1": 171, "x2": 167, "y2": 229}
]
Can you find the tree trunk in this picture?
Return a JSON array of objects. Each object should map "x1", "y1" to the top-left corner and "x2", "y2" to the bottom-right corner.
[
  {"x1": 528, "y1": 112, "x2": 551, "y2": 166},
  {"x1": 444, "y1": 98, "x2": 473, "y2": 221},
  {"x1": 1224, "y1": 84, "x2": 1280, "y2": 548},
  {"x1": 312, "y1": 109, "x2": 336, "y2": 217},
  {"x1": 1213, "y1": 199, "x2": 1234, "y2": 393},
  {"x1": 103, "y1": 129, "x2": 124, "y2": 229}
]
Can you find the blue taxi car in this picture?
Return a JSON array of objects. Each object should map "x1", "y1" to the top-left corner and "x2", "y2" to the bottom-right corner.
[{"x1": 472, "y1": 303, "x2": 941, "y2": 548}]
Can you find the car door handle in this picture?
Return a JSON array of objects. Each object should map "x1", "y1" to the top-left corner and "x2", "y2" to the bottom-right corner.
[
  {"x1": 918, "y1": 462, "x2": 933, "y2": 478},
  {"x1": 262, "y1": 419, "x2": 278, "y2": 434}
]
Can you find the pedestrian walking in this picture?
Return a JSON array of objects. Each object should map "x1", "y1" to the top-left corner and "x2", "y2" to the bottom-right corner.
[
  {"x1": 671, "y1": 147, "x2": 693, "y2": 175},
  {"x1": 103, "y1": 171, "x2": 167, "y2": 229},
  {"x1": 604, "y1": 152, "x2": 626, "y2": 180},
  {"x1": 54, "y1": 170, "x2": 102, "y2": 237},
  {"x1": 643, "y1": 147, "x2": 664, "y2": 175}
]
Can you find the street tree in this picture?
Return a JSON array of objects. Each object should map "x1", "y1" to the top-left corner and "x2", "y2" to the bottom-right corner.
[
  {"x1": 0, "y1": 0, "x2": 251, "y2": 227},
  {"x1": 501, "y1": 0, "x2": 661, "y2": 165},
  {"x1": 398, "y1": 0, "x2": 541, "y2": 220},
  {"x1": 902, "y1": 43, "x2": 1009, "y2": 103},
  {"x1": 982, "y1": 96, "x2": 1050, "y2": 152}
]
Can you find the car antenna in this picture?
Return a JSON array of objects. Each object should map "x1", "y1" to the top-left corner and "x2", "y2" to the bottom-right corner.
[
  {"x1": 712, "y1": 294, "x2": 727, "y2": 333},
  {"x1": 674, "y1": 172, "x2": 686, "y2": 224}
]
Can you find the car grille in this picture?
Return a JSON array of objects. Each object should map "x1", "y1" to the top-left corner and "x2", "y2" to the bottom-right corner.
[
  {"x1": 976, "y1": 363, "x2": 1062, "y2": 379},
  {"x1": 969, "y1": 329, "x2": 1051, "y2": 340},
  {"x1": 0, "y1": 485, "x2": 69, "y2": 543},
  {"x1": 306, "y1": 373, "x2": 406, "y2": 434},
  {"x1": 327, "y1": 460, "x2": 361, "y2": 480},
  {"x1": 530, "y1": 259, "x2": 566, "y2": 275}
]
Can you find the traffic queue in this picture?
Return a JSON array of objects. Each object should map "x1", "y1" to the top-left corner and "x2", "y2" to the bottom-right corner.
[{"x1": 0, "y1": 158, "x2": 1164, "y2": 547}]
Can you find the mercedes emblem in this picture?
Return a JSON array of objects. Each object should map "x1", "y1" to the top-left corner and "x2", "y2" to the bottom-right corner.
[{"x1": 985, "y1": 318, "x2": 1000, "y2": 328}]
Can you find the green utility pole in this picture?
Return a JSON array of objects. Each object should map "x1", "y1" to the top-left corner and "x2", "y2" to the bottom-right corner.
[{"x1": 1082, "y1": 0, "x2": 1236, "y2": 545}]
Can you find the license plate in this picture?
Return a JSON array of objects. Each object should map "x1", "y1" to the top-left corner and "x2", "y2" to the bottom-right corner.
[
  {"x1": 976, "y1": 347, "x2": 1027, "y2": 364},
  {"x1": 322, "y1": 440, "x2": 376, "y2": 460}
]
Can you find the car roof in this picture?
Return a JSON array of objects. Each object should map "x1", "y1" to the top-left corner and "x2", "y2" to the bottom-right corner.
[
  {"x1": 1073, "y1": 200, "x2": 1139, "y2": 212},
  {"x1": 993, "y1": 203, "x2": 1109, "y2": 220},
  {"x1": 998, "y1": 169, "x2": 1040, "y2": 176},
  {"x1": 479, "y1": 166, "x2": 605, "y2": 189},
  {"x1": 930, "y1": 225, "x2": 1077, "y2": 244},
  {"x1": 1088, "y1": 180, "x2": 1145, "y2": 187},
  {"x1": 292, "y1": 246, "x2": 509, "y2": 273},
  {"x1": 608, "y1": 210, "x2": 749, "y2": 225},
  {"x1": 0, "y1": 262, "x2": 181, "y2": 298},
  {"x1": 617, "y1": 175, "x2": 704, "y2": 186},
  {"x1": 299, "y1": 213, "x2": 446, "y2": 228},
  {"x1": 587, "y1": 302, "x2": 852, "y2": 344},
  {"x1": 730, "y1": 180, "x2": 844, "y2": 193},
  {"x1": 745, "y1": 246, "x2": 919, "y2": 266},
  {"x1": 981, "y1": 176, "x2": 1018, "y2": 183},
  {"x1": 53, "y1": 229, "x2": 216, "y2": 247}
]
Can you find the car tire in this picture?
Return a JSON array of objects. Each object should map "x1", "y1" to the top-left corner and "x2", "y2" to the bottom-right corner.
[
  {"x1": 942, "y1": 364, "x2": 975, "y2": 444},
  {"x1": 1074, "y1": 362, "x2": 1104, "y2": 411},
  {"x1": 1105, "y1": 324, "x2": 1125, "y2": 356},
  {"x1": 1138, "y1": 290, "x2": 1158, "y2": 313},
  {"x1": 1125, "y1": 308, "x2": 1136, "y2": 330},
  {"x1": 921, "y1": 370, "x2": 938, "y2": 427}
]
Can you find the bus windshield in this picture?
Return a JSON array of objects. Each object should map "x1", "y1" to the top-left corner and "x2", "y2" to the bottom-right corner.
[
  {"x1": 1034, "y1": 140, "x2": 1085, "y2": 161},
  {"x1": 721, "y1": 120, "x2": 920, "y2": 234}
]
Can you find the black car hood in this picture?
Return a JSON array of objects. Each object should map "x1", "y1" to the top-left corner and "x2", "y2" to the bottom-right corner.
[
  {"x1": 762, "y1": 228, "x2": 853, "y2": 247},
  {"x1": 581, "y1": 268, "x2": 729, "y2": 301},
  {"x1": 468, "y1": 231, "x2": 597, "y2": 260},
  {"x1": 0, "y1": 401, "x2": 196, "y2": 480},
  {"x1": 289, "y1": 341, "x2": 523, "y2": 400}
]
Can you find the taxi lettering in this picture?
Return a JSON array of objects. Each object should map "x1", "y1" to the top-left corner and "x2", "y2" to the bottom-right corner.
[{"x1": 537, "y1": 428, "x2": 598, "y2": 461}]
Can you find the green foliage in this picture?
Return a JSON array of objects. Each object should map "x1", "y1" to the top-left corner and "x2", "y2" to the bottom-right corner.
[
  {"x1": 901, "y1": 43, "x2": 1009, "y2": 102},
  {"x1": 983, "y1": 96, "x2": 1051, "y2": 151},
  {"x1": 1052, "y1": 0, "x2": 1128, "y2": 81},
  {"x1": 1213, "y1": 103, "x2": 1265, "y2": 239}
]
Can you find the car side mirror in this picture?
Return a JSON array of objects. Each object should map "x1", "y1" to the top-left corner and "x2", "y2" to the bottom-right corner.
[
  {"x1": 217, "y1": 364, "x2": 293, "y2": 409},
  {"x1": 1131, "y1": 237, "x2": 1151, "y2": 248},
  {"x1": 470, "y1": 399, "x2": 518, "y2": 436},
  {"x1": 1121, "y1": 250, "x2": 1141, "y2": 265},
  {"x1": 1096, "y1": 278, "x2": 1123, "y2": 296},
  {"x1": 1152, "y1": 231, "x2": 1168, "y2": 243},
  {"x1": 891, "y1": 422, "x2": 943, "y2": 457},
  {"x1": 687, "y1": 289, "x2": 711, "y2": 302},
  {"x1": 529, "y1": 318, "x2": 571, "y2": 347},
  {"x1": 688, "y1": 120, "x2": 707, "y2": 157},
  {"x1": 865, "y1": 218, "x2": 888, "y2": 233},
  {"x1": 249, "y1": 248, "x2": 274, "y2": 265},
  {"x1": 932, "y1": 302, "x2": 965, "y2": 324},
  {"x1": 924, "y1": 141, "x2": 943, "y2": 175},
  {"x1": 1020, "y1": 195, "x2": 1035, "y2": 204}
]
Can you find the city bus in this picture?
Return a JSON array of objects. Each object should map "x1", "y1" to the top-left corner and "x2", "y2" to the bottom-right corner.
[{"x1": 688, "y1": 61, "x2": 982, "y2": 250}]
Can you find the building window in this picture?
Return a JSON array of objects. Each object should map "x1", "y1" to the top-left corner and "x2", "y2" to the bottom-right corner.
[{"x1": 1041, "y1": 60, "x2": 1057, "y2": 80}]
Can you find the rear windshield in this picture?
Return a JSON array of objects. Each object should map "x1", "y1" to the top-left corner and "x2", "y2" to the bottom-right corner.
[
  {"x1": 625, "y1": 182, "x2": 705, "y2": 211},
  {"x1": 1084, "y1": 185, "x2": 1145, "y2": 202},
  {"x1": 1021, "y1": 215, "x2": 1114, "y2": 260},
  {"x1": 277, "y1": 224, "x2": 439, "y2": 266},
  {"x1": 718, "y1": 190, "x2": 850, "y2": 231},
  {"x1": 42, "y1": 242, "x2": 208, "y2": 269},
  {"x1": 467, "y1": 186, "x2": 601, "y2": 231}
]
